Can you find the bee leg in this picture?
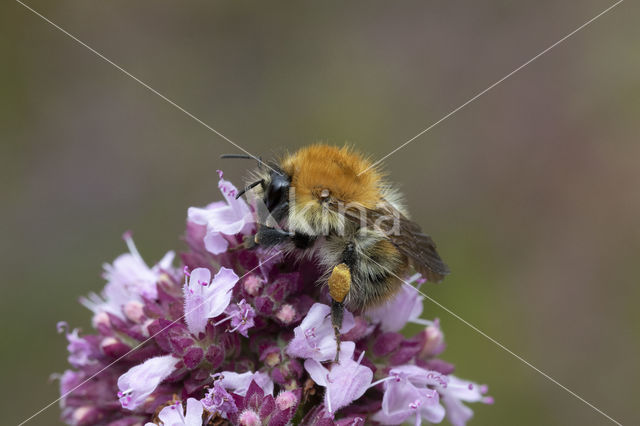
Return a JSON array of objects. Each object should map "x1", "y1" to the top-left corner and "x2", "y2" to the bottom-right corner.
[
  {"x1": 254, "y1": 226, "x2": 293, "y2": 247},
  {"x1": 291, "y1": 232, "x2": 316, "y2": 249},
  {"x1": 331, "y1": 300, "x2": 344, "y2": 363},
  {"x1": 328, "y1": 263, "x2": 351, "y2": 363},
  {"x1": 254, "y1": 226, "x2": 316, "y2": 250}
]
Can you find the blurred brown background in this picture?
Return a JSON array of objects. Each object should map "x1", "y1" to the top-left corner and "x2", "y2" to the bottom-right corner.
[{"x1": 2, "y1": 1, "x2": 639, "y2": 425}]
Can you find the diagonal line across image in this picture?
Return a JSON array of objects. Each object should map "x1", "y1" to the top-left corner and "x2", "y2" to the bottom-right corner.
[
  {"x1": 14, "y1": 1, "x2": 626, "y2": 425},
  {"x1": 363, "y1": 255, "x2": 624, "y2": 426},
  {"x1": 17, "y1": 251, "x2": 284, "y2": 426},
  {"x1": 14, "y1": 0, "x2": 278, "y2": 175},
  {"x1": 358, "y1": 0, "x2": 624, "y2": 176}
]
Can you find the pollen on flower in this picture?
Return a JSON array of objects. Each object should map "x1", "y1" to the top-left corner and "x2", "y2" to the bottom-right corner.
[{"x1": 54, "y1": 170, "x2": 491, "y2": 426}]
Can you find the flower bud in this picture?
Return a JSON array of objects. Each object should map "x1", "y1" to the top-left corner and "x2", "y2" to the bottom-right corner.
[
  {"x1": 243, "y1": 275, "x2": 263, "y2": 296},
  {"x1": 123, "y1": 301, "x2": 145, "y2": 324},
  {"x1": 275, "y1": 390, "x2": 298, "y2": 410},
  {"x1": 72, "y1": 406, "x2": 102, "y2": 426},
  {"x1": 238, "y1": 409, "x2": 261, "y2": 426},
  {"x1": 91, "y1": 312, "x2": 110, "y2": 329},
  {"x1": 265, "y1": 351, "x2": 281, "y2": 368},
  {"x1": 418, "y1": 322, "x2": 444, "y2": 359},
  {"x1": 100, "y1": 337, "x2": 130, "y2": 358},
  {"x1": 276, "y1": 304, "x2": 296, "y2": 324}
]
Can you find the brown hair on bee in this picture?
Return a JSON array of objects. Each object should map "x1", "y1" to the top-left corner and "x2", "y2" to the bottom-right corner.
[{"x1": 224, "y1": 144, "x2": 449, "y2": 361}]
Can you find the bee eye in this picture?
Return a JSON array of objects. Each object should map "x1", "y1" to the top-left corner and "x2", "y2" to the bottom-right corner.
[{"x1": 265, "y1": 173, "x2": 290, "y2": 211}]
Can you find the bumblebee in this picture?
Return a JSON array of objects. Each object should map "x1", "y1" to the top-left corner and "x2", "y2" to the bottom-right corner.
[{"x1": 224, "y1": 144, "x2": 449, "y2": 359}]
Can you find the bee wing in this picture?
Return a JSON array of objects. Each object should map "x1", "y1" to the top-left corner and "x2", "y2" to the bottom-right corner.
[
  {"x1": 330, "y1": 199, "x2": 450, "y2": 283},
  {"x1": 389, "y1": 212, "x2": 450, "y2": 283}
]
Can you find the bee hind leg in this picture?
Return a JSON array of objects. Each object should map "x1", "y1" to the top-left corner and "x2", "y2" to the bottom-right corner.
[
  {"x1": 331, "y1": 300, "x2": 344, "y2": 363},
  {"x1": 328, "y1": 263, "x2": 351, "y2": 363}
]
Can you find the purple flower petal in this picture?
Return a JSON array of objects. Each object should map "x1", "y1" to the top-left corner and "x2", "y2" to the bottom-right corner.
[
  {"x1": 57, "y1": 167, "x2": 492, "y2": 424},
  {"x1": 217, "y1": 371, "x2": 274, "y2": 397},
  {"x1": 201, "y1": 381, "x2": 238, "y2": 416},
  {"x1": 187, "y1": 176, "x2": 254, "y2": 255},
  {"x1": 440, "y1": 376, "x2": 493, "y2": 426},
  {"x1": 304, "y1": 343, "x2": 372, "y2": 414},
  {"x1": 366, "y1": 276, "x2": 424, "y2": 332},
  {"x1": 183, "y1": 267, "x2": 239, "y2": 335},
  {"x1": 117, "y1": 354, "x2": 178, "y2": 410},
  {"x1": 287, "y1": 303, "x2": 355, "y2": 362},
  {"x1": 225, "y1": 299, "x2": 256, "y2": 337},
  {"x1": 153, "y1": 398, "x2": 203, "y2": 426},
  {"x1": 80, "y1": 234, "x2": 175, "y2": 322}
]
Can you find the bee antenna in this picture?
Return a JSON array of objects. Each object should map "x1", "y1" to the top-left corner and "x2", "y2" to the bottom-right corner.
[
  {"x1": 220, "y1": 154, "x2": 254, "y2": 160},
  {"x1": 236, "y1": 179, "x2": 264, "y2": 199},
  {"x1": 221, "y1": 153, "x2": 266, "y2": 170}
]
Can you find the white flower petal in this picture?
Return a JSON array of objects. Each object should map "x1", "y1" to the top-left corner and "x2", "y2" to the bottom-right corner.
[
  {"x1": 219, "y1": 371, "x2": 274, "y2": 396},
  {"x1": 117, "y1": 355, "x2": 178, "y2": 410}
]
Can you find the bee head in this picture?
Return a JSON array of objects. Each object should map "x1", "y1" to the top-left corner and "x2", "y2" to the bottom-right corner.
[
  {"x1": 279, "y1": 145, "x2": 383, "y2": 236},
  {"x1": 229, "y1": 144, "x2": 383, "y2": 236},
  {"x1": 263, "y1": 169, "x2": 290, "y2": 222}
]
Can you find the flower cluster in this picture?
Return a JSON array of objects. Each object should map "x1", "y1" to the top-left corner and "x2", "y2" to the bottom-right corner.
[{"x1": 56, "y1": 171, "x2": 492, "y2": 425}]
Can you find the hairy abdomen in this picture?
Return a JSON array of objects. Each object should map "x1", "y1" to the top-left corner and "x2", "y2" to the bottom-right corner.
[{"x1": 317, "y1": 228, "x2": 408, "y2": 312}]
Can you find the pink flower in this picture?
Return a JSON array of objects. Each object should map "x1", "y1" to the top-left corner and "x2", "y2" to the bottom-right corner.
[
  {"x1": 57, "y1": 322, "x2": 100, "y2": 368},
  {"x1": 201, "y1": 381, "x2": 238, "y2": 417},
  {"x1": 275, "y1": 391, "x2": 298, "y2": 410},
  {"x1": 183, "y1": 267, "x2": 239, "y2": 336},
  {"x1": 366, "y1": 273, "x2": 424, "y2": 332},
  {"x1": 80, "y1": 233, "x2": 175, "y2": 318},
  {"x1": 303, "y1": 342, "x2": 373, "y2": 414},
  {"x1": 286, "y1": 303, "x2": 355, "y2": 362},
  {"x1": 187, "y1": 171, "x2": 254, "y2": 255},
  {"x1": 242, "y1": 275, "x2": 263, "y2": 296},
  {"x1": 57, "y1": 168, "x2": 493, "y2": 425},
  {"x1": 227, "y1": 380, "x2": 299, "y2": 425},
  {"x1": 144, "y1": 398, "x2": 203, "y2": 426},
  {"x1": 117, "y1": 354, "x2": 179, "y2": 410},
  {"x1": 215, "y1": 371, "x2": 274, "y2": 397},
  {"x1": 440, "y1": 376, "x2": 493, "y2": 426},
  {"x1": 217, "y1": 299, "x2": 256, "y2": 337},
  {"x1": 418, "y1": 319, "x2": 445, "y2": 359},
  {"x1": 275, "y1": 304, "x2": 296, "y2": 324},
  {"x1": 238, "y1": 409, "x2": 260, "y2": 426},
  {"x1": 371, "y1": 365, "x2": 447, "y2": 425}
]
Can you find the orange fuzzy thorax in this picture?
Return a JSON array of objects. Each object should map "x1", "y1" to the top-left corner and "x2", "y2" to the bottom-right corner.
[{"x1": 281, "y1": 144, "x2": 382, "y2": 208}]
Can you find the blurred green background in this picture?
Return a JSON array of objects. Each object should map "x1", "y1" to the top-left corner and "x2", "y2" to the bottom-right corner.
[{"x1": 2, "y1": 1, "x2": 639, "y2": 425}]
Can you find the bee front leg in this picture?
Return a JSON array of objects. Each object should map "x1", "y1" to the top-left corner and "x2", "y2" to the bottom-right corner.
[
  {"x1": 253, "y1": 226, "x2": 316, "y2": 249},
  {"x1": 254, "y1": 226, "x2": 293, "y2": 247},
  {"x1": 328, "y1": 263, "x2": 351, "y2": 363}
]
